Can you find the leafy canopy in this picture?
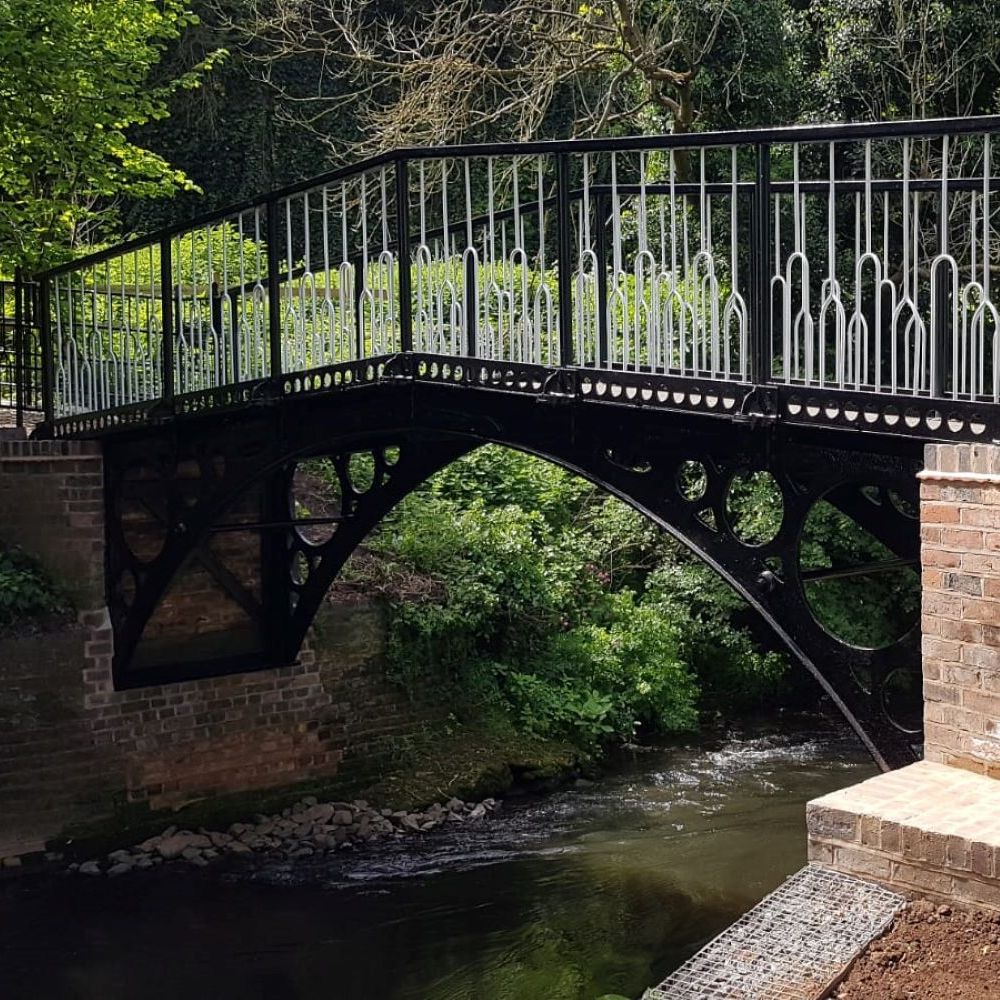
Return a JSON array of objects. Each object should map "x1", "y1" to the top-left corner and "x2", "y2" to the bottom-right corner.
[{"x1": 0, "y1": 0, "x2": 222, "y2": 272}]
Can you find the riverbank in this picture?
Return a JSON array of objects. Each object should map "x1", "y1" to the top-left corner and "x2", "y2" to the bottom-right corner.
[
  {"x1": 31, "y1": 718, "x2": 586, "y2": 869},
  {"x1": 69, "y1": 793, "x2": 504, "y2": 877}
]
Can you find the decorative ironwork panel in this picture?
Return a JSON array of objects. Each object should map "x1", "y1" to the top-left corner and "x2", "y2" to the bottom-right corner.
[{"x1": 0, "y1": 278, "x2": 43, "y2": 420}]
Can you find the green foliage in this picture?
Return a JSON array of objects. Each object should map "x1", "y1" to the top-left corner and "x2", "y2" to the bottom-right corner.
[
  {"x1": 0, "y1": 546, "x2": 66, "y2": 627},
  {"x1": 802, "y1": 0, "x2": 1000, "y2": 122},
  {"x1": 0, "y1": 0, "x2": 223, "y2": 271},
  {"x1": 340, "y1": 445, "x2": 790, "y2": 752},
  {"x1": 645, "y1": 556, "x2": 788, "y2": 709},
  {"x1": 800, "y1": 498, "x2": 920, "y2": 650}
]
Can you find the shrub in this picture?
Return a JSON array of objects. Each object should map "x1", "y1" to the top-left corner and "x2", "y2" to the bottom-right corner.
[{"x1": 0, "y1": 546, "x2": 67, "y2": 628}]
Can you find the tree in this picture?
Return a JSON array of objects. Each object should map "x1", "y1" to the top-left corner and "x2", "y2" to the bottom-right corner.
[
  {"x1": 226, "y1": 0, "x2": 787, "y2": 161},
  {"x1": 800, "y1": 0, "x2": 1000, "y2": 122},
  {"x1": 0, "y1": 0, "x2": 223, "y2": 273}
]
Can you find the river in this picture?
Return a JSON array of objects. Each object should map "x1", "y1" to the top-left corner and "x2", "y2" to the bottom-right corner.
[{"x1": 0, "y1": 715, "x2": 876, "y2": 1000}]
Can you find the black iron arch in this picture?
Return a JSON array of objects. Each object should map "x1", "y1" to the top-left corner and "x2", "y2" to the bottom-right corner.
[{"x1": 103, "y1": 382, "x2": 923, "y2": 770}]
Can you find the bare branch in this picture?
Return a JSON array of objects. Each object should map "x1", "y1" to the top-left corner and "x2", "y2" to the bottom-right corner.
[{"x1": 214, "y1": 0, "x2": 739, "y2": 162}]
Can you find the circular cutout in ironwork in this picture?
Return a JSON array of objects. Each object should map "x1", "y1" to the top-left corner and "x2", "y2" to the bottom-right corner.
[
  {"x1": 881, "y1": 667, "x2": 923, "y2": 733},
  {"x1": 850, "y1": 664, "x2": 873, "y2": 695},
  {"x1": 799, "y1": 495, "x2": 919, "y2": 650},
  {"x1": 119, "y1": 464, "x2": 167, "y2": 564},
  {"x1": 383, "y1": 445, "x2": 401, "y2": 467},
  {"x1": 290, "y1": 460, "x2": 340, "y2": 547},
  {"x1": 887, "y1": 490, "x2": 917, "y2": 519},
  {"x1": 291, "y1": 550, "x2": 311, "y2": 587},
  {"x1": 696, "y1": 508, "x2": 719, "y2": 533},
  {"x1": 118, "y1": 569, "x2": 138, "y2": 608},
  {"x1": 725, "y1": 471, "x2": 783, "y2": 546},
  {"x1": 677, "y1": 460, "x2": 708, "y2": 502},
  {"x1": 348, "y1": 452, "x2": 377, "y2": 494}
]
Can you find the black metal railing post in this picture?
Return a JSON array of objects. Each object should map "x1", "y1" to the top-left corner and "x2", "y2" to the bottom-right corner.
[
  {"x1": 464, "y1": 252, "x2": 478, "y2": 357},
  {"x1": 265, "y1": 198, "x2": 283, "y2": 379},
  {"x1": 394, "y1": 157, "x2": 413, "y2": 355},
  {"x1": 594, "y1": 193, "x2": 610, "y2": 369},
  {"x1": 37, "y1": 274, "x2": 54, "y2": 426},
  {"x1": 352, "y1": 254, "x2": 365, "y2": 360},
  {"x1": 750, "y1": 143, "x2": 772, "y2": 387},
  {"x1": 160, "y1": 237, "x2": 175, "y2": 406},
  {"x1": 13, "y1": 267, "x2": 24, "y2": 427},
  {"x1": 555, "y1": 153, "x2": 575, "y2": 367},
  {"x1": 931, "y1": 266, "x2": 950, "y2": 399}
]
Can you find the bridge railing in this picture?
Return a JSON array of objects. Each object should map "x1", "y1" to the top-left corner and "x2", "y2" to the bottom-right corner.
[
  {"x1": 0, "y1": 274, "x2": 43, "y2": 423},
  {"x1": 36, "y1": 116, "x2": 1000, "y2": 430}
]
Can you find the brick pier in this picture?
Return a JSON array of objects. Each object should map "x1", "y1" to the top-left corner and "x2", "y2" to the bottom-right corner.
[{"x1": 808, "y1": 442, "x2": 1000, "y2": 910}]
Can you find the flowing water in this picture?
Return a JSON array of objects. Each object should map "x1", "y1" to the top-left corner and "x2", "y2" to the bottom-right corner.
[{"x1": 0, "y1": 715, "x2": 876, "y2": 1000}]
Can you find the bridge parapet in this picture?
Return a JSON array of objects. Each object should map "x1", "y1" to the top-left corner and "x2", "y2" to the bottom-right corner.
[{"x1": 33, "y1": 116, "x2": 1000, "y2": 445}]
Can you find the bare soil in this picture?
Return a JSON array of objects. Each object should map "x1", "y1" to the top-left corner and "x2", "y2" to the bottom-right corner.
[{"x1": 833, "y1": 900, "x2": 1000, "y2": 1000}]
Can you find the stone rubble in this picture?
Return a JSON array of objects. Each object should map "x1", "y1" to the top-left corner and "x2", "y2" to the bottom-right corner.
[{"x1": 68, "y1": 795, "x2": 500, "y2": 877}]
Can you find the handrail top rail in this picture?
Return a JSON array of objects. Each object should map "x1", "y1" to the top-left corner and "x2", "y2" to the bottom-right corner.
[{"x1": 39, "y1": 114, "x2": 1000, "y2": 281}]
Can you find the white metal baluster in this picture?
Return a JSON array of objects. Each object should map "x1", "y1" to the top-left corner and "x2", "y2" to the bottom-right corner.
[
  {"x1": 105, "y1": 260, "x2": 117, "y2": 409},
  {"x1": 981, "y1": 135, "x2": 1000, "y2": 401},
  {"x1": 464, "y1": 158, "x2": 475, "y2": 357},
  {"x1": 785, "y1": 143, "x2": 812, "y2": 385},
  {"x1": 359, "y1": 173, "x2": 373, "y2": 359},
  {"x1": 53, "y1": 276, "x2": 65, "y2": 415},
  {"x1": 283, "y1": 198, "x2": 298, "y2": 371},
  {"x1": 338, "y1": 184, "x2": 352, "y2": 362},
  {"x1": 123, "y1": 253, "x2": 133, "y2": 402},
  {"x1": 667, "y1": 150, "x2": 679, "y2": 374},
  {"x1": 206, "y1": 224, "x2": 220, "y2": 387},
  {"x1": 414, "y1": 164, "x2": 427, "y2": 353},
  {"x1": 891, "y1": 138, "x2": 926, "y2": 396},
  {"x1": 723, "y1": 146, "x2": 748, "y2": 380},
  {"x1": 378, "y1": 166, "x2": 396, "y2": 354},
  {"x1": 932, "y1": 135, "x2": 957, "y2": 401},
  {"x1": 486, "y1": 157, "x2": 503, "y2": 359},
  {"x1": 439, "y1": 161, "x2": 452, "y2": 357},
  {"x1": 822, "y1": 143, "x2": 845, "y2": 389},
  {"x1": 682, "y1": 192, "x2": 691, "y2": 374},
  {"x1": 913, "y1": 190, "x2": 924, "y2": 391}
]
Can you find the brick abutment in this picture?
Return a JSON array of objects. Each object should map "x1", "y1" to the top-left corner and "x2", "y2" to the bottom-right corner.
[{"x1": 808, "y1": 442, "x2": 1000, "y2": 911}]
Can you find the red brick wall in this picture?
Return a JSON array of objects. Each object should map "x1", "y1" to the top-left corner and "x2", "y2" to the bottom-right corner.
[
  {"x1": 0, "y1": 439, "x2": 105, "y2": 607},
  {"x1": 0, "y1": 441, "x2": 427, "y2": 859},
  {"x1": 921, "y1": 443, "x2": 1000, "y2": 776}
]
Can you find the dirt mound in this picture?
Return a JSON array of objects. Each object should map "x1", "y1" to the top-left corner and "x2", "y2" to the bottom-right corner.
[{"x1": 834, "y1": 900, "x2": 1000, "y2": 1000}]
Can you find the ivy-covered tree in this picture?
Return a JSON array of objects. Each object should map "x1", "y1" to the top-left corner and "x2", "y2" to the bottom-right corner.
[{"x1": 0, "y1": 0, "x2": 222, "y2": 272}]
